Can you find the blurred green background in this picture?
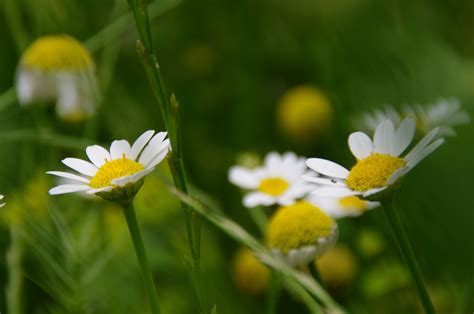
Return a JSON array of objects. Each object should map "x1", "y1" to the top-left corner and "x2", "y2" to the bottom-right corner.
[{"x1": 0, "y1": 0, "x2": 473, "y2": 313}]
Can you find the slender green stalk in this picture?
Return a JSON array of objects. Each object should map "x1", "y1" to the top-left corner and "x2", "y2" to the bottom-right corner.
[
  {"x1": 126, "y1": 1, "x2": 206, "y2": 312},
  {"x1": 3, "y1": 0, "x2": 29, "y2": 53},
  {"x1": 248, "y1": 206, "x2": 267, "y2": 235},
  {"x1": 121, "y1": 202, "x2": 161, "y2": 314},
  {"x1": 382, "y1": 197, "x2": 435, "y2": 314},
  {"x1": 6, "y1": 225, "x2": 24, "y2": 314},
  {"x1": 309, "y1": 262, "x2": 325, "y2": 289},
  {"x1": 266, "y1": 270, "x2": 280, "y2": 314}
]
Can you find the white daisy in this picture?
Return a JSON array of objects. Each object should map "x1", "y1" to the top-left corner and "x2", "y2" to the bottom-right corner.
[
  {"x1": 0, "y1": 195, "x2": 5, "y2": 208},
  {"x1": 267, "y1": 201, "x2": 338, "y2": 267},
  {"x1": 48, "y1": 130, "x2": 170, "y2": 202},
  {"x1": 229, "y1": 152, "x2": 314, "y2": 208},
  {"x1": 304, "y1": 118, "x2": 444, "y2": 199},
  {"x1": 16, "y1": 35, "x2": 98, "y2": 122},
  {"x1": 411, "y1": 98, "x2": 470, "y2": 137},
  {"x1": 356, "y1": 106, "x2": 403, "y2": 133},
  {"x1": 306, "y1": 194, "x2": 379, "y2": 218}
]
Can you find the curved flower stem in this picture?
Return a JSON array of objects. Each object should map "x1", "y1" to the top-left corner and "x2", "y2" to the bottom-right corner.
[
  {"x1": 122, "y1": 202, "x2": 161, "y2": 314},
  {"x1": 309, "y1": 262, "x2": 325, "y2": 289},
  {"x1": 382, "y1": 197, "x2": 435, "y2": 314},
  {"x1": 125, "y1": 0, "x2": 206, "y2": 312},
  {"x1": 266, "y1": 270, "x2": 280, "y2": 314}
]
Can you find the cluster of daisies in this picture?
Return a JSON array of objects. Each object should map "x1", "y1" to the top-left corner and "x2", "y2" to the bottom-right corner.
[{"x1": 229, "y1": 115, "x2": 448, "y2": 268}]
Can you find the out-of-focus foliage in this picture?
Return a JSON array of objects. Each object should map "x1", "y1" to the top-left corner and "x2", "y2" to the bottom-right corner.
[{"x1": 0, "y1": 0, "x2": 473, "y2": 313}]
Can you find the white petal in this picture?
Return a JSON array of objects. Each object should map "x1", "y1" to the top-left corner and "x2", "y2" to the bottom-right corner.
[
  {"x1": 362, "y1": 187, "x2": 387, "y2": 198},
  {"x1": 111, "y1": 167, "x2": 155, "y2": 187},
  {"x1": 129, "y1": 130, "x2": 155, "y2": 161},
  {"x1": 311, "y1": 186, "x2": 359, "y2": 197},
  {"x1": 86, "y1": 145, "x2": 111, "y2": 167},
  {"x1": 348, "y1": 132, "x2": 373, "y2": 159},
  {"x1": 302, "y1": 175, "x2": 346, "y2": 187},
  {"x1": 387, "y1": 167, "x2": 409, "y2": 185},
  {"x1": 243, "y1": 192, "x2": 275, "y2": 207},
  {"x1": 46, "y1": 171, "x2": 90, "y2": 184},
  {"x1": 305, "y1": 158, "x2": 349, "y2": 179},
  {"x1": 110, "y1": 140, "x2": 131, "y2": 159},
  {"x1": 373, "y1": 119, "x2": 395, "y2": 154},
  {"x1": 86, "y1": 186, "x2": 113, "y2": 194},
  {"x1": 404, "y1": 127, "x2": 439, "y2": 162},
  {"x1": 406, "y1": 138, "x2": 444, "y2": 168},
  {"x1": 391, "y1": 118, "x2": 415, "y2": 156},
  {"x1": 138, "y1": 132, "x2": 168, "y2": 165},
  {"x1": 143, "y1": 139, "x2": 170, "y2": 168},
  {"x1": 228, "y1": 167, "x2": 259, "y2": 189},
  {"x1": 49, "y1": 184, "x2": 91, "y2": 195},
  {"x1": 264, "y1": 152, "x2": 282, "y2": 172},
  {"x1": 62, "y1": 158, "x2": 98, "y2": 177}
]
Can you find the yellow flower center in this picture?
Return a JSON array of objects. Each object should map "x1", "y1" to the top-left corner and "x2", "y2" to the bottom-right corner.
[
  {"x1": 258, "y1": 177, "x2": 289, "y2": 196},
  {"x1": 89, "y1": 157, "x2": 144, "y2": 188},
  {"x1": 22, "y1": 35, "x2": 93, "y2": 71},
  {"x1": 267, "y1": 201, "x2": 335, "y2": 252},
  {"x1": 338, "y1": 196, "x2": 368, "y2": 212},
  {"x1": 232, "y1": 248, "x2": 269, "y2": 295},
  {"x1": 346, "y1": 154, "x2": 406, "y2": 192}
]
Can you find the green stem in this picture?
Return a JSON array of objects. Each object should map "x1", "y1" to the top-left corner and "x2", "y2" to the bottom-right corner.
[
  {"x1": 6, "y1": 225, "x2": 24, "y2": 314},
  {"x1": 382, "y1": 197, "x2": 435, "y2": 314},
  {"x1": 248, "y1": 206, "x2": 267, "y2": 235},
  {"x1": 121, "y1": 202, "x2": 161, "y2": 314},
  {"x1": 126, "y1": 1, "x2": 205, "y2": 312},
  {"x1": 309, "y1": 263, "x2": 325, "y2": 289},
  {"x1": 266, "y1": 270, "x2": 280, "y2": 314}
]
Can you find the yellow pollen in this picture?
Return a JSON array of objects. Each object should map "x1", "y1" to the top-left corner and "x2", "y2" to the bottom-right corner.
[
  {"x1": 267, "y1": 201, "x2": 335, "y2": 253},
  {"x1": 346, "y1": 153, "x2": 406, "y2": 192},
  {"x1": 89, "y1": 157, "x2": 144, "y2": 189},
  {"x1": 259, "y1": 177, "x2": 289, "y2": 196},
  {"x1": 22, "y1": 35, "x2": 93, "y2": 71},
  {"x1": 338, "y1": 196, "x2": 369, "y2": 212}
]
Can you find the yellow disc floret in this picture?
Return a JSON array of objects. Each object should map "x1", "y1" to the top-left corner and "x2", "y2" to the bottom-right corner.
[
  {"x1": 338, "y1": 196, "x2": 369, "y2": 212},
  {"x1": 277, "y1": 85, "x2": 333, "y2": 142},
  {"x1": 22, "y1": 35, "x2": 93, "y2": 71},
  {"x1": 267, "y1": 201, "x2": 335, "y2": 252},
  {"x1": 346, "y1": 154, "x2": 406, "y2": 192},
  {"x1": 231, "y1": 248, "x2": 269, "y2": 295},
  {"x1": 259, "y1": 177, "x2": 289, "y2": 196},
  {"x1": 89, "y1": 157, "x2": 144, "y2": 188}
]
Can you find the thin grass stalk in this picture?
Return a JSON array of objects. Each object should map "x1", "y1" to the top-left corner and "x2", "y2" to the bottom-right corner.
[
  {"x1": 6, "y1": 225, "x2": 24, "y2": 314},
  {"x1": 381, "y1": 196, "x2": 435, "y2": 314},
  {"x1": 125, "y1": 1, "x2": 206, "y2": 312},
  {"x1": 121, "y1": 202, "x2": 161, "y2": 314}
]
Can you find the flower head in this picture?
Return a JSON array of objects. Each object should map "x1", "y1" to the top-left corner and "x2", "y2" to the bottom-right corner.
[
  {"x1": 305, "y1": 118, "x2": 444, "y2": 199},
  {"x1": 316, "y1": 245, "x2": 358, "y2": 289},
  {"x1": 307, "y1": 194, "x2": 379, "y2": 218},
  {"x1": 231, "y1": 248, "x2": 270, "y2": 295},
  {"x1": 16, "y1": 35, "x2": 98, "y2": 121},
  {"x1": 267, "y1": 201, "x2": 337, "y2": 267},
  {"x1": 48, "y1": 130, "x2": 170, "y2": 204},
  {"x1": 229, "y1": 152, "x2": 314, "y2": 208},
  {"x1": 277, "y1": 86, "x2": 333, "y2": 142}
]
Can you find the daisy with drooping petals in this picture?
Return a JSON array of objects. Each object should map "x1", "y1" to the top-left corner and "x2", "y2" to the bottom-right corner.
[
  {"x1": 304, "y1": 118, "x2": 444, "y2": 199},
  {"x1": 307, "y1": 194, "x2": 379, "y2": 218},
  {"x1": 16, "y1": 35, "x2": 98, "y2": 121},
  {"x1": 229, "y1": 152, "x2": 314, "y2": 208},
  {"x1": 267, "y1": 201, "x2": 338, "y2": 267},
  {"x1": 48, "y1": 130, "x2": 170, "y2": 203}
]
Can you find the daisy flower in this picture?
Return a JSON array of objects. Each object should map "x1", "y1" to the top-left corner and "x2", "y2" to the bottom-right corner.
[
  {"x1": 412, "y1": 98, "x2": 470, "y2": 137},
  {"x1": 305, "y1": 118, "x2": 444, "y2": 199},
  {"x1": 48, "y1": 130, "x2": 170, "y2": 203},
  {"x1": 267, "y1": 201, "x2": 338, "y2": 267},
  {"x1": 356, "y1": 106, "x2": 403, "y2": 133},
  {"x1": 16, "y1": 35, "x2": 98, "y2": 122},
  {"x1": 0, "y1": 195, "x2": 5, "y2": 208},
  {"x1": 307, "y1": 195, "x2": 379, "y2": 218},
  {"x1": 229, "y1": 152, "x2": 314, "y2": 208}
]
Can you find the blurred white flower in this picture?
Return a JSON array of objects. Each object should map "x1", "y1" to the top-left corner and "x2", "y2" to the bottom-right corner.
[
  {"x1": 16, "y1": 35, "x2": 98, "y2": 122},
  {"x1": 304, "y1": 118, "x2": 444, "y2": 199},
  {"x1": 229, "y1": 152, "x2": 314, "y2": 208},
  {"x1": 48, "y1": 130, "x2": 170, "y2": 202},
  {"x1": 0, "y1": 195, "x2": 5, "y2": 208},
  {"x1": 307, "y1": 194, "x2": 379, "y2": 218}
]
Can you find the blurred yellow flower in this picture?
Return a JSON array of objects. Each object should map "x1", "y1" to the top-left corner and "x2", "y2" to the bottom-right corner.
[
  {"x1": 356, "y1": 229, "x2": 385, "y2": 257},
  {"x1": 277, "y1": 86, "x2": 333, "y2": 143},
  {"x1": 267, "y1": 201, "x2": 337, "y2": 267},
  {"x1": 231, "y1": 248, "x2": 269, "y2": 295},
  {"x1": 16, "y1": 35, "x2": 98, "y2": 122},
  {"x1": 316, "y1": 245, "x2": 357, "y2": 288}
]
